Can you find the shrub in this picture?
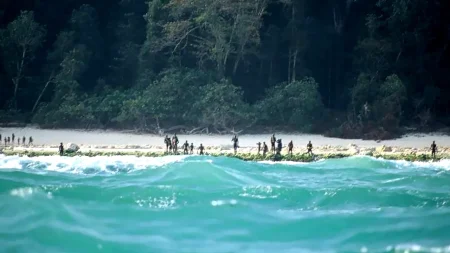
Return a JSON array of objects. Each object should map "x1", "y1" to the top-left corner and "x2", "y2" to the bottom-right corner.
[{"x1": 256, "y1": 77, "x2": 324, "y2": 131}]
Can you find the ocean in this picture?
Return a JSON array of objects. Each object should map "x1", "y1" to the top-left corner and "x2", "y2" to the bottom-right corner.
[{"x1": 1, "y1": 155, "x2": 450, "y2": 253}]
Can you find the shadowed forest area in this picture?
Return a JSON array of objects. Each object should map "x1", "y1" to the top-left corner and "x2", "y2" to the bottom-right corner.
[{"x1": 1, "y1": 0, "x2": 450, "y2": 139}]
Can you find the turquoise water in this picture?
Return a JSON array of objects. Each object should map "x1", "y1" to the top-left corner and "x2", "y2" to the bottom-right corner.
[{"x1": 1, "y1": 155, "x2": 450, "y2": 253}]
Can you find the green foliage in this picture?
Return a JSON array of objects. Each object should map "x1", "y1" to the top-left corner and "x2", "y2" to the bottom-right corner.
[
  {"x1": 377, "y1": 74, "x2": 406, "y2": 117},
  {"x1": 194, "y1": 79, "x2": 253, "y2": 129},
  {"x1": 114, "y1": 68, "x2": 211, "y2": 129},
  {"x1": 257, "y1": 77, "x2": 324, "y2": 131},
  {"x1": 1, "y1": 0, "x2": 449, "y2": 139},
  {"x1": 0, "y1": 10, "x2": 46, "y2": 108}
]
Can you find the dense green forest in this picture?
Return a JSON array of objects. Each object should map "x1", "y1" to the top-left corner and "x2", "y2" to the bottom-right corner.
[{"x1": 1, "y1": 0, "x2": 450, "y2": 139}]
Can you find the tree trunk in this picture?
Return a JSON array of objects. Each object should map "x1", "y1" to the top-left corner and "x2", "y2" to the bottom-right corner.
[
  {"x1": 13, "y1": 48, "x2": 27, "y2": 109},
  {"x1": 328, "y1": 50, "x2": 332, "y2": 107},
  {"x1": 232, "y1": 1, "x2": 268, "y2": 76},
  {"x1": 233, "y1": 43, "x2": 245, "y2": 75},
  {"x1": 223, "y1": 15, "x2": 239, "y2": 69},
  {"x1": 292, "y1": 48, "x2": 298, "y2": 82},
  {"x1": 32, "y1": 73, "x2": 55, "y2": 113},
  {"x1": 288, "y1": 48, "x2": 292, "y2": 83}
]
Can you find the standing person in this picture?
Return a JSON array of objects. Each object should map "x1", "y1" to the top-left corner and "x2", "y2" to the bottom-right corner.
[
  {"x1": 0, "y1": 134, "x2": 2, "y2": 143},
  {"x1": 164, "y1": 135, "x2": 171, "y2": 153},
  {"x1": 231, "y1": 135, "x2": 239, "y2": 154},
  {"x1": 183, "y1": 141, "x2": 189, "y2": 155},
  {"x1": 270, "y1": 134, "x2": 276, "y2": 153},
  {"x1": 263, "y1": 142, "x2": 268, "y2": 156},
  {"x1": 276, "y1": 139, "x2": 282, "y2": 155},
  {"x1": 431, "y1": 141, "x2": 437, "y2": 159},
  {"x1": 7, "y1": 137, "x2": 10, "y2": 145},
  {"x1": 198, "y1": 144, "x2": 205, "y2": 155},
  {"x1": 17, "y1": 138, "x2": 20, "y2": 146},
  {"x1": 12, "y1": 133, "x2": 15, "y2": 144},
  {"x1": 22, "y1": 136, "x2": 26, "y2": 146},
  {"x1": 172, "y1": 134, "x2": 179, "y2": 154},
  {"x1": 257, "y1": 142, "x2": 261, "y2": 155},
  {"x1": 288, "y1": 141, "x2": 293, "y2": 155},
  {"x1": 29, "y1": 136, "x2": 33, "y2": 146},
  {"x1": 59, "y1": 143, "x2": 64, "y2": 156},
  {"x1": 3, "y1": 137, "x2": 6, "y2": 146},
  {"x1": 190, "y1": 143, "x2": 194, "y2": 155},
  {"x1": 307, "y1": 141, "x2": 313, "y2": 156}
]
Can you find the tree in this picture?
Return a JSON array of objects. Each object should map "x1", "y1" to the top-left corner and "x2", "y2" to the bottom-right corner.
[
  {"x1": 257, "y1": 77, "x2": 324, "y2": 131},
  {"x1": 115, "y1": 68, "x2": 210, "y2": 131},
  {"x1": 107, "y1": 0, "x2": 146, "y2": 87},
  {"x1": 0, "y1": 11, "x2": 46, "y2": 109},
  {"x1": 376, "y1": 74, "x2": 406, "y2": 119},
  {"x1": 194, "y1": 79, "x2": 252, "y2": 132},
  {"x1": 281, "y1": 0, "x2": 307, "y2": 83},
  {"x1": 150, "y1": 0, "x2": 268, "y2": 77}
]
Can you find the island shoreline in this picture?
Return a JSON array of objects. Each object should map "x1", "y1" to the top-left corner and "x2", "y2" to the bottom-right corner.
[{"x1": 1, "y1": 126, "x2": 449, "y2": 162}]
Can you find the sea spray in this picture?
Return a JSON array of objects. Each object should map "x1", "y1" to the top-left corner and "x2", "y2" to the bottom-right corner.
[{"x1": 1, "y1": 155, "x2": 450, "y2": 253}]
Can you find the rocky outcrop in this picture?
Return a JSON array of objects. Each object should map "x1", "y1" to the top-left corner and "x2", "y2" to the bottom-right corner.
[{"x1": 66, "y1": 143, "x2": 80, "y2": 153}]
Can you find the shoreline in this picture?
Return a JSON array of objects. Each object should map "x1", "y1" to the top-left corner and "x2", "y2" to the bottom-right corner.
[
  {"x1": 1, "y1": 126, "x2": 449, "y2": 162},
  {"x1": 1, "y1": 146, "x2": 448, "y2": 162}
]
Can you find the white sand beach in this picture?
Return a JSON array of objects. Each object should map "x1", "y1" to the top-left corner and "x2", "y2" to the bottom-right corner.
[{"x1": 1, "y1": 127, "x2": 449, "y2": 154}]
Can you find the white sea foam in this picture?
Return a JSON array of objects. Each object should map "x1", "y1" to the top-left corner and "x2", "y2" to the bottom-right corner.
[
  {"x1": 258, "y1": 156, "x2": 450, "y2": 170},
  {"x1": 386, "y1": 244, "x2": 450, "y2": 253},
  {"x1": 258, "y1": 161, "x2": 308, "y2": 165},
  {"x1": 10, "y1": 187, "x2": 35, "y2": 198},
  {"x1": 0, "y1": 154, "x2": 187, "y2": 174},
  {"x1": 211, "y1": 199, "x2": 238, "y2": 207}
]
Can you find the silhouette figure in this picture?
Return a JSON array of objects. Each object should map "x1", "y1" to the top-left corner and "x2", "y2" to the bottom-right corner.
[
  {"x1": 164, "y1": 135, "x2": 171, "y2": 153},
  {"x1": 257, "y1": 142, "x2": 261, "y2": 155},
  {"x1": 263, "y1": 142, "x2": 268, "y2": 156},
  {"x1": 288, "y1": 140, "x2": 293, "y2": 155},
  {"x1": 276, "y1": 139, "x2": 282, "y2": 155},
  {"x1": 270, "y1": 134, "x2": 276, "y2": 153},
  {"x1": 431, "y1": 141, "x2": 437, "y2": 159},
  {"x1": 232, "y1": 135, "x2": 239, "y2": 154},
  {"x1": 59, "y1": 143, "x2": 64, "y2": 156},
  {"x1": 307, "y1": 141, "x2": 313, "y2": 156},
  {"x1": 183, "y1": 141, "x2": 189, "y2": 155},
  {"x1": 172, "y1": 134, "x2": 179, "y2": 154},
  {"x1": 198, "y1": 144, "x2": 205, "y2": 155},
  {"x1": 190, "y1": 143, "x2": 194, "y2": 155}
]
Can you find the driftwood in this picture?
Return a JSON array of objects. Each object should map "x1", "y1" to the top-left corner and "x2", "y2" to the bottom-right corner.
[{"x1": 187, "y1": 126, "x2": 209, "y2": 134}]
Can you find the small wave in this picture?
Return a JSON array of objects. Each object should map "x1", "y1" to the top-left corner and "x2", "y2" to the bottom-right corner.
[
  {"x1": 211, "y1": 199, "x2": 238, "y2": 207},
  {"x1": 258, "y1": 160, "x2": 308, "y2": 165},
  {"x1": 9, "y1": 187, "x2": 53, "y2": 199},
  {"x1": 0, "y1": 155, "x2": 187, "y2": 175},
  {"x1": 10, "y1": 187, "x2": 35, "y2": 198},
  {"x1": 384, "y1": 244, "x2": 450, "y2": 253},
  {"x1": 135, "y1": 193, "x2": 177, "y2": 210}
]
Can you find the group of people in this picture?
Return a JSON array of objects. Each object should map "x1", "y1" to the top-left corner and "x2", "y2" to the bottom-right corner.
[
  {"x1": 163, "y1": 133, "x2": 316, "y2": 156},
  {"x1": 1, "y1": 133, "x2": 33, "y2": 147},
  {"x1": 164, "y1": 134, "x2": 206, "y2": 155},
  {"x1": 51, "y1": 138, "x2": 444, "y2": 159},
  {"x1": 254, "y1": 134, "x2": 314, "y2": 156}
]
